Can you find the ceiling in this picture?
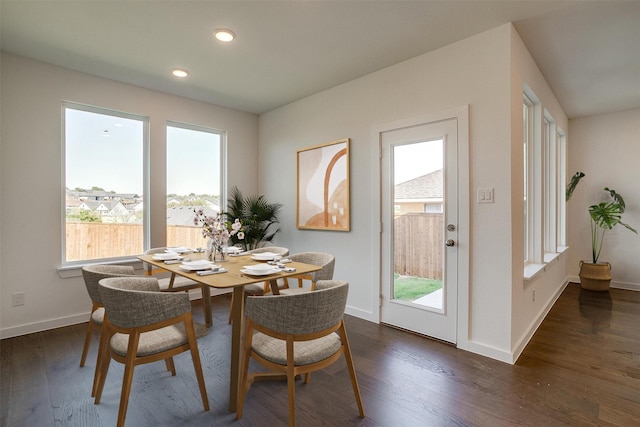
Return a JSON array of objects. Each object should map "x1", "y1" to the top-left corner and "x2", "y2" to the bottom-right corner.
[{"x1": 1, "y1": 1, "x2": 638, "y2": 118}]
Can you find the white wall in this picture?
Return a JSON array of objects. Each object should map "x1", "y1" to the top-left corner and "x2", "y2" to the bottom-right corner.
[
  {"x1": 0, "y1": 53, "x2": 259, "y2": 338},
  {"x1": 508, "y1": 26, "x2": 571, "y2": 360},
  {"x1": 258, "y1": 23, "x2": 570, "y2": 362},
  {"x1": 568, "y1": 108, "x2": 640, "y2": 290}
]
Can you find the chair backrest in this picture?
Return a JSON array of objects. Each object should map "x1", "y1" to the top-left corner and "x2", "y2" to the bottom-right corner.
[
  {"x1": 288, "y1": 252, "x2": 335, "y2": 282},
  {"x1": 245, "y1": 280, "x2": 348, "y2": 335},
  {"x1": 82, "y1": 265, "x2": 136, "y2": 304},
  {"x1": 98, "y1": 276, "x2": 191, "y2": 329},
  {"x1": 248, "y1": 246, "x2": 289, "y2": 256}
]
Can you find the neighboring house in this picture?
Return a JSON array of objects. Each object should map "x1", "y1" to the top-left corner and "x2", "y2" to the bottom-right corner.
[
  {"x1": 167, "y1": 205, "x2": 219, "y2": 226},
  {"x1": 394, "y1": 169, "x2": 443, "y2": 215},
  {"x1": 76, "y1": 200, "x2": 131, "y2": 222}
]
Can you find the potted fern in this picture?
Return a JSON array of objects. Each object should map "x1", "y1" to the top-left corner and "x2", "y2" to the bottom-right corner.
[
  {"x1": 566, "y1": 172, "x2": 638, "y2": 290},
  {"x1": 225, "y1": 186, "x2": 282, "y2": 251}
]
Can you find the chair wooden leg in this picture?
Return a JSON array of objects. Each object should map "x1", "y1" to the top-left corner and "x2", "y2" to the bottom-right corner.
[
  {"x1": 228, "y1": 293, "x2": 234, "y2": 324},
  {"x1": 80, "y1": 316, "x2": 94, "y2": 367},
  {"x1": 93, "y1": 333, "x2": 112, "y2": 404},
  {"x1": 92, "y1": 321, "x2": 110, "y2": 397},
  {"x1": 287, "y1": 369, "x2": 296, "y2": 427},
  {"x1": 236, "y1": 320, "x2": 255, "y2": 420},
  {"x1": 286, "y1": 340, "x2": 296, "y2": 427},
  {"x1": 165, "y1": 357, "x2": 176, "y2": 376},
  {"x1": 116, "y1": 333, "x2": 140, "y2": 427},
  {"x1": 340, "y1": 325, "x2": 365, "y2": 418},
  {"x1": 185, "y1": 317, "x2": 209, "y2": 411},
  {"x1": 201, "y1": 284, "x2": 212, "y2": 327}
]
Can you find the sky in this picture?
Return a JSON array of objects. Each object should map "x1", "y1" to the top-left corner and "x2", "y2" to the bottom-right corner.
[
  {"x1": 394, "y1": 139, "x2": 443, "y2": 184},
  {"x1": 65, "y1": 108, "x2": 221, "y2": 196},
  {"x1": 66, "y1": 106, "x2": 439, "y2": 197}
]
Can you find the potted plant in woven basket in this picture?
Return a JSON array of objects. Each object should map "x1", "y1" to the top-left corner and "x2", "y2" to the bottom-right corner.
[{"x1": 566, "y1": 172, "x2": 638, "y2": 291}]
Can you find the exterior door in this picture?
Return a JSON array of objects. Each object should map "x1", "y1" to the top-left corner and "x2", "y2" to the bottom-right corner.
[{"x1": 380, "y1": 117, "x2": 458, "y2": 343}]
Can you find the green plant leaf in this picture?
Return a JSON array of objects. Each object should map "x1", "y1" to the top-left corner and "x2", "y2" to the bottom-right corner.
[{"x1": 566, "y1": 171, "x2": 585, "y2": 201}]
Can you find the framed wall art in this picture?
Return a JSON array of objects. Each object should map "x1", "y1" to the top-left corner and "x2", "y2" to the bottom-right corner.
[{"x1": 296, "y1": 138, "x2": 350, "y2": 231}]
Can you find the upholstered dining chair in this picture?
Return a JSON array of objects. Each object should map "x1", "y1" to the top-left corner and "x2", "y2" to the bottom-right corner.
[
  {"x1": 95, "y1": 276, "x2": 209, "y2": 427},
  {"x1": 227, "y1": 246, "x2": 290, "y2": 324},
  {"x1": 81, "y1": 265, "x2": 136, "y2": 397},
  {"x1": 278, "y1": 252, "x2": 335, "y2": 295},
  {"x1": 143, "y1": 247, "x2": 214, "y2": 326},
  {"x1": 236, "y1": 280, "x2": 364, "y2": 427}
]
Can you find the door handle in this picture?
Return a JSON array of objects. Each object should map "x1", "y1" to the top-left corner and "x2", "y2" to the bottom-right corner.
[{"x1": 445, "y1": 239, "x2": 455, "y2": 247}]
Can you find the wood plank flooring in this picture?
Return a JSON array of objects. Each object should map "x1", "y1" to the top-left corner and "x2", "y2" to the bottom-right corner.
[{"x1": 1, "y1": 283, "x2": 638, "y2": 426}]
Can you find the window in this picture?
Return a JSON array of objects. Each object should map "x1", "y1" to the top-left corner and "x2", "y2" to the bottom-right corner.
[
  {"x1": 523, "y1": 94, "x2": 534, "y2": 263},
  {"x1": 64, "y1": 103, "x2": 147, "y2": 264},
  {"x1": 523, "y1": 86, "x2": 569, "y2": 279},
  {"x1": 556, "y1": 129, "x2": 567, "y2": 248},
  {"x1": 523, "y1": 88, "x2": 543, "y2": 267},
  {"x1": 166, "y1": 123, "x2": 225, "y2": 249},
  {"x1": 543, "y1": 114, "x2": 557, "y2": 255}
]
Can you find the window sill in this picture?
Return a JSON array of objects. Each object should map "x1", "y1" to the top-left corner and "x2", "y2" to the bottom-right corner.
[
  {"x1": 524, "y1": 263, "x2": 545, "y2": 281},
  {"x1": 524, "y1": 246, "x2": 569, "y2": 281}
]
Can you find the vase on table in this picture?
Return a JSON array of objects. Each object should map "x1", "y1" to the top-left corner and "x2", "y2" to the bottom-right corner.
[{"x1": 206, "y1": 239, "x2": 226, "y2": 262}]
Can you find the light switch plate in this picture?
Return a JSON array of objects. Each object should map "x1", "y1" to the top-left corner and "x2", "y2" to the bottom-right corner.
[{"x1": 477, "y1": 188, "x2": 494, "y2": 204}]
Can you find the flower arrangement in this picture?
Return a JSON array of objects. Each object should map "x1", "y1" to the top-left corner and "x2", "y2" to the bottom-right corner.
[{"x1": 193, "y1": 209, "x2": 244, "y2": 260}]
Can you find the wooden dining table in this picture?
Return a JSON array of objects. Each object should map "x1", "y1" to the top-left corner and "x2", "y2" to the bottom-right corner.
[{"x1": 137, "y1": 251, "x2": 321, "y2": 412}]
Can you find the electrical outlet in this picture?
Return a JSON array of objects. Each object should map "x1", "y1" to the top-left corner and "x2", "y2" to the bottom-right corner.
[
  {"x1": 12, "y1": 292, "x2": 25, "y2": 306},
  {"x1": 532, "y1": 289, "x2": 536, "y2": 302}
]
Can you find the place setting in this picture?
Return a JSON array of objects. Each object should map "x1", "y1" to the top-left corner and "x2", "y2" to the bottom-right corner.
[
  {"x1": 179, "y1": 259, "x2": 228, "y2": 276},
  {"x1": 240, "y1": 263, "x2": 295, "y2": 277}
]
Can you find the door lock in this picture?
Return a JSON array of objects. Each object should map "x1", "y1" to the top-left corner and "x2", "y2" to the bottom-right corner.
[
  {"x1": 445, "y1": 239, "x2": 455, "y2": 247},
  {"x1": 447, "y1": 224, "x2": 456, "y2": 232}
]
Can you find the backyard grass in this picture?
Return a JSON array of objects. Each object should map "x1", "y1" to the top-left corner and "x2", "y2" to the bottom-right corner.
[{"x1": 393, "y1": 273, "x2": 442, "y2": 301}]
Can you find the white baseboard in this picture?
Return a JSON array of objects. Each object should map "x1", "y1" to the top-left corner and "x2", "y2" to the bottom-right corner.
[
  {"x1": 456, "y1": 340, "x2": 514, "y2": 364},
  {"x1": 1, "y1": 288, "x2": 232, "y2": 339},
  {"x1": 1, "y1": 313, "x2": 89, "y2": 340},
  {"x1": 510, "y1": 280, "x2": 569, "y2": 364}
]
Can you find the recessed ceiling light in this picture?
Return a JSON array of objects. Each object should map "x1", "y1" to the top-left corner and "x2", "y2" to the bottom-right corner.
[
  {"x1": 214, "y1": 29, "x2": 235, "y2": 42},
  {"x1": 171, "y1": 68, "x2": 189, "y2": 78}
]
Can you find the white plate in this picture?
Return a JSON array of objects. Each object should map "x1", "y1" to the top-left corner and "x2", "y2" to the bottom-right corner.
[
  {"x1": 224, "y1": 246, "x2": 242, "y2": 253},
  {"x1": 180, "y1": 260, "x2": 220, "y2": 271},
  {"x1": 240, "y1": 268, "x2": 280, "y2": 276},
  {"x1": 153, "y1": 252, "x2": 180, "y2": 260},
  {"x1": 166, "y1": 247, "x2": 192, "y2": 254},
  {"x1": 251, "y1": 252, "x2": 278, "y2": 261},
  {"x1": 243, "y1": 264, "x2": 275, "y2": 273}
]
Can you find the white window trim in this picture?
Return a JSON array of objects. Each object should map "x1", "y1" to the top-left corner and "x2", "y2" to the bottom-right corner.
[{"x1": 60, "y1": 101, "x2": 150, "y2": 269}]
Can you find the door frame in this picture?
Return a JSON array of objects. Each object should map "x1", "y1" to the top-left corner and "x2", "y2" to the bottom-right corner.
[{"x1": 371, "y1": 105, "x2": 470, "y2": 348}]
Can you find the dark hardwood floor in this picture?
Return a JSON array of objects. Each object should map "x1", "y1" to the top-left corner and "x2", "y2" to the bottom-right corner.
[{"x1": 1, "y1": 283, "x2": 639, "y2": 426}]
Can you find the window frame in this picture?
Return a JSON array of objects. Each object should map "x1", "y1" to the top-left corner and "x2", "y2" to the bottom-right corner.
[
  {"x1": 165, "y1": 121, "x2": 227, "y2": 249},
  {"x1": 61, "y1": 101, "x2": 150, "y2": 267}
]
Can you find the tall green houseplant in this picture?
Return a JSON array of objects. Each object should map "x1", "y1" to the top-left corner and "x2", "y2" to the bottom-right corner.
[
  {"x1": 225, "y1": 186, "x2": 282, "y2": 251},
  {"x1": 566, "y1": 171, "x2": 637, "y2": 290}
]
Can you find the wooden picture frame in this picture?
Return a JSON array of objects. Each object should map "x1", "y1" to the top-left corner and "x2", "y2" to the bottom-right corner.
[{"x1": 296, "y1": 138, "x2": 350, "y2": 231}]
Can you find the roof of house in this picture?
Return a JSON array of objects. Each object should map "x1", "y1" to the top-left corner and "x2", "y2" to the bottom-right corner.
[{"x1": 395, "y1": 169, "x2": 443, "y2": 200}]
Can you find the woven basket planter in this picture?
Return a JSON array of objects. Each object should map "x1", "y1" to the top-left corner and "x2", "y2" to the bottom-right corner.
[{"x1": 578, "y1": 261, "x2": 612, "y2": 291}]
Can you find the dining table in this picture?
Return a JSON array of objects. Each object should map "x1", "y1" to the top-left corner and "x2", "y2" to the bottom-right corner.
[{"x1": 137, "y1": 251, "x2": 321, "y2": 412}]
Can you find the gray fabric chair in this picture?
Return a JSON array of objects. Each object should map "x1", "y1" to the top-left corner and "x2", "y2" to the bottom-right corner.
[
  {"x1": 95, "y1": 276, "x2": 209, "y2": 427},
  {"x1": 81, "y1": 265, "x2": 136, "y2": 397},
  {"x1": 236, "y1": 280, "x2": 364, "y2": 426},
  {"x1": 228, "y1": 246, "x2": 290, "y2": 324},
  {"x1": 279, "y1": 252, "x2": 335, "y2": 295},
  {"x1": 144, "y1": 247, "x2": 216, "y2": 327}
]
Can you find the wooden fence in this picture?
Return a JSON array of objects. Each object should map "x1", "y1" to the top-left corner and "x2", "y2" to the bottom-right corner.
[
  {"x1": 68, "y1": 216, "x2": 444, "y2": 278},
  {"x1": 394, "y1": 213, "x2": 443, "y2": 279},
  {"x1": 66, "y1": 223, "x2": 204, "y2": 261}
]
